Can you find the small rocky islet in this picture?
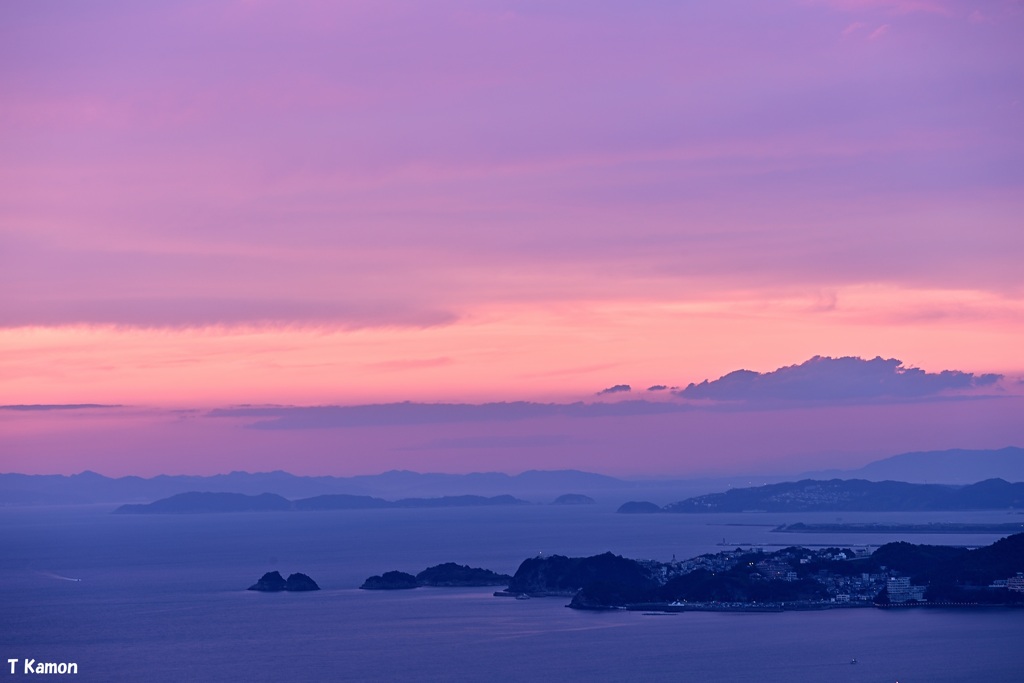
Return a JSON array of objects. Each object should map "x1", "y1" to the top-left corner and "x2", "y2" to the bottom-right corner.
[
  {"x1": 552, "y1": 493, "x2": 596, "y2": 505},
  {"x1": 360, "y1": 570, "x2": 420, "y2": 590},
  {"x1": 360, "y1": 563, "x2": 512, "y2": 590},
  {"x1": 248, "y1": 571, "x2": 320, "y2": 592}
]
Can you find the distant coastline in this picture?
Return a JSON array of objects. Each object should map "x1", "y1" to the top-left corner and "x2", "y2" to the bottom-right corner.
[
  {"x1": 618, "y1": 478, "x2": 1024, "y2": 514},
  {"x1": 774, "y1": 522, "x2": 1024, "y2": 534},
  {"x1": 114, "y1": 491, "x2": 531, "y2": 514}
]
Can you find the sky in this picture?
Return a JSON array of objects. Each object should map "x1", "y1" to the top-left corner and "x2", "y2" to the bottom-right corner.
[{"x1": 1, "y1": 0, "x2": 1022, "y2": 477}]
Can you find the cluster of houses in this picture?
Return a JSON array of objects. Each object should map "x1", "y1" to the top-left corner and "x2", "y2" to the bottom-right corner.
[{"x1": 639, "y1": 546, "x2": 1024, "y2": 606}]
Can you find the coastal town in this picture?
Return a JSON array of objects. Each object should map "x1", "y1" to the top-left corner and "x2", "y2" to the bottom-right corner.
[
  {"x1": 631, "y1": 545, "x2": 1015, "y2": 610},
  {"x1": 497, "y1": 534, "x2": 1024, "y2": 611}
]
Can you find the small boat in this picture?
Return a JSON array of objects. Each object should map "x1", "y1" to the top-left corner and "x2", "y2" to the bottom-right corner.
[
  {"x1": 850, "y1": 658, "x2": 858, "y2": 665},
  {"x1": 515, "y1": 594, "x2": 531, "y2": 600}
]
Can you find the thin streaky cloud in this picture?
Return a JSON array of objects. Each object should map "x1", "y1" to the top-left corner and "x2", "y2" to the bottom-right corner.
[
  {"x1": 0, "y1": 404, "x2": 123, "y2": 411},
  {"x1": 867, "y1": 23, "x2": 892, "y2": 40},
  {"x1": 1, "y1": 1, "x2": 1021, "y2": 472}
]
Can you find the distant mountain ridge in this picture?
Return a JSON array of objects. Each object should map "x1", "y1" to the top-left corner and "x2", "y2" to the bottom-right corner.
[
  {"x1": 1, "y1": 446, "x2": 1020, "y2": 505},
  {"x1": 0, "y1": 468, "x2": 630, "y2": 505}
]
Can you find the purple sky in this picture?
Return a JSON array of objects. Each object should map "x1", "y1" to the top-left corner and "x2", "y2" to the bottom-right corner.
[{"x1": 1, "y1": 1, "x2": 1022, "y2": 476}]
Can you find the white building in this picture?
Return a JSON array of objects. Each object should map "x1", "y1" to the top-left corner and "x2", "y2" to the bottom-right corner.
[{"x1": 887, "y1": 576, "x2": 926, "y2": 603}]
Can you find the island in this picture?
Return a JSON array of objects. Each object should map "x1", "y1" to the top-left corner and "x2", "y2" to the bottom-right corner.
[
  {"x1": 614, "y1": 478, "x2": 1024, "y2": 514},
  {"x1": 283, "y1": 573, "x2": 320, "y2": 591},
  {"x1": 248, "y1": 571, "x2": 321, "y2": 592},
  {"x1": 415, "y1": 563, "x2": 512, "y2": 587},
  {"x1": 616, "y1": 501, "x2": 661, "y2": 513},
  {"x1": 119, "y1": 492, "x2": 293, "y2": 514},
  {"x1": 361, "y1": 571, "x2": 419, "y2": 590},
  {"x1": 496, "y1": 552, "x2": 652, "y2": 599},
  {"x1": 360, "y1": 563, "x2": 512, "y2": 590},
  {"x1": 491, "y1": 533, "x2": 1024, "y2": 611},
  {"x1": 115, "y1": 492, "x2": 530, "y2": 514},
  {"x1": 552, "y1": 494, "x2": 596, "y2": 505},
  {"x1": 774, "y1": 522, "x2": 1024, "y2": 535}
]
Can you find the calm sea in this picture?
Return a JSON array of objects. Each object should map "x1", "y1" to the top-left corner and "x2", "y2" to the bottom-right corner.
[{"x1": 2, "y1": 505, "x2": 1022, "y2": 681}]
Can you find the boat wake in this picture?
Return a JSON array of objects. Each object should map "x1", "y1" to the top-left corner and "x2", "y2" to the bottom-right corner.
[{"x1": 38, "y1": 571, "x2": 82, "y2": 582}]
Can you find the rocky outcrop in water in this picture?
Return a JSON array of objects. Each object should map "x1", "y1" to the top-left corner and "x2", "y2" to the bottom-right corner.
[
  {"x1": 360, "y1": 571, "x2": 419, "y2": 590},
  {"x1": 248, "y1": 571, "x2": 288, "y2": 591},
  {"x1": 285, "y1": 573, "x2": 320, "y2": 591},
  {"x1": 248, "y1": 571, "x2": 320, "y2": 592},
  {"x1": 505, "y1": 552, "x2": 657, "y2": 597},
  {"x1": 360, "y1": 563, "x2": 512, "y2": 590},
  {"x1": 415, "y1": 563, "x2": 511, "y2": 587}
]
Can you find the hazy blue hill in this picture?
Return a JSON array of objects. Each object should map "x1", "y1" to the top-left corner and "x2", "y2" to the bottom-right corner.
[
  {"x1": 955, "y1": 478, "x2": 1024, "y2": 508},
  {"x1": 661, "y1": 478, "x2": 1024, "y2": 513},
  {"x1": 617, "y1": 501, "x2": 661, "y2": 513},
  {"x1": 115, "y1": 492, "x2": 293, "y2": 514},
  {"x1": 552, "y1": 494, "x2": 596, "y2": 505},
  {"x1": 806, "y1": 447, "x2": 1024, "y2": 484},
  {"x1": 292, "y1": 494, "x2": 392, "y2": 510},
  {"x1": 853, "y1": 447, "x2": 1024, "y2": 483}
]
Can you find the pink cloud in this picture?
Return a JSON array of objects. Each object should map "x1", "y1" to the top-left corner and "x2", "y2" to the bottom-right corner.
[
  {"x1": 867, "y1": 22, "x2": 892, "y2": 39},
  {"x1": 1, "y1": 0, "x2": 1022, "y2": 474},
  {"x1": 3, "y1": 396, "x2": 1022, "y2": 477}
]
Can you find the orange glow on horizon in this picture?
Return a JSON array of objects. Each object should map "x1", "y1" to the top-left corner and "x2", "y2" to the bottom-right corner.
[{"x1": 1, "y1": 284, "x2": 1021, "y2": 407}]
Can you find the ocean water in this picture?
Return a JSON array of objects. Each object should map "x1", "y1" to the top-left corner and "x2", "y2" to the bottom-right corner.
[{"x1": 2, "y1": 505, "x2": 1022, "y2": 682}]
